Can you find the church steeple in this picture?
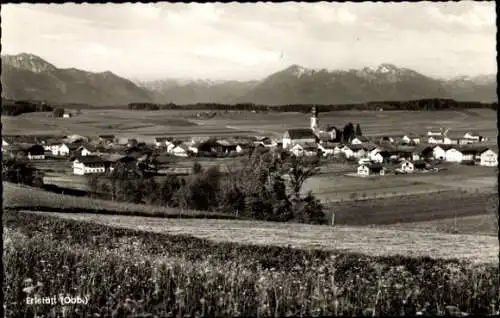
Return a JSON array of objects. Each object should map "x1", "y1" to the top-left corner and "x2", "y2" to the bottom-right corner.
[{"x1": 310, "y1": 106, "x2": 319, "y2": 131}]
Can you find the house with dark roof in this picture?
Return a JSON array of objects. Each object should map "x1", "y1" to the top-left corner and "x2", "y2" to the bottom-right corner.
[
  {"x1": 283, "y1": 129, "x2": 317, "y2": 149},
  {"x1": 357, "y1": 163, "x2": 385, "y2": 177}
]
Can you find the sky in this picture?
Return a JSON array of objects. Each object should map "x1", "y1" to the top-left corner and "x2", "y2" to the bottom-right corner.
[{"x1": 1, "y1": 2, "x2": 497, "y2": 81}]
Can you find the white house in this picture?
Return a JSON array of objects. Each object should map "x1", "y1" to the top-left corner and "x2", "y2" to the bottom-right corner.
[
  {"x1": 78, "y1": 145, "x2": 96, "y2": 157},
  {"x1": 463, "y1": 132, "x2": 485, "y2": 142},
  {"x1": 432, "y1": 146, "x2": 446, "y2": 160},
  {"x1": 72, "y1": 156, "x2": 106, "y2": 175},
  {"x1": 63, "y1": 113, "x2": 72, "y2": 118},
  {"x1": 479, "y1": 149, "x2": 497, "y2": 167},
  {"x1": 351, "y1": 136, "x2": 369, "y2": 145},
  {"x1": 54, "y1": 143, "x2": 70, "y2": 156},
  {"x1": 428, "y1": 136, "x2": 444, "y2": 144},
  {"x1": 2, "y1": 138, "x2": 9, "y2": 149},
  {"x1": 370, "y1": 152, "x2": 384, "y2": 164},
  {"x1": 171, "y1": 144, "x2": 189, "y2": 157},
  {"x1": 357, "y1": 164, "x2": 385, "y2": 177},
  {"x1": 445, "y1": 148, "x2": 463, "y2": 163},
  {"x1": 401, "y1": 134, "x2": 421, "y2": 145},
  {"x1": 290, "y1": 143, "x2": 317, "y2": 157},
  {"x1": 283, "y1": 129, "x2": 317, "y2": 149},
  {"x1": 400, "y1": 160, "x2": 415, "y2": 173}
]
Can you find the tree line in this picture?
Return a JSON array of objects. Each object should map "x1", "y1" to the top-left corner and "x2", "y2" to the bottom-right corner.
[
  {"x1": 2, "y1": 99, "x2": 54, "y2": 116},
  {"x1": 128, "y1": 99, "x2": 497, "y2": 112},
  {"x1": 87, "y1": 148, "x2": 326, "y2": 224}
]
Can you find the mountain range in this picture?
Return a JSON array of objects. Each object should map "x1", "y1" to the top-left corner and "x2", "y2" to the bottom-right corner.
[{"x1": 1, "y1": 53, "x2": 497, "y2": 106}]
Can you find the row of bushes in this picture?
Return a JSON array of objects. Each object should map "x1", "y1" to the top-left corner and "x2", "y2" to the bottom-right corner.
[
  {"x1": 4, "y1": 211, "x2": 499, "y2": 317},
  {"x1": 88, "y1": 149, "x2": 326, "y2": 224}
]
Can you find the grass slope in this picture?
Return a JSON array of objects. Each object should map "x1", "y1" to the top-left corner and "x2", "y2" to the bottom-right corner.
[
  {"x1": 22, "y1": 210, "x2": 498, "y2": 264},
  {"x1": 4, "y1": 211, "x2": 499, "y2": 317},
  {"x1": 3, "y1": 182, "x2": 238, "y2": 220}
]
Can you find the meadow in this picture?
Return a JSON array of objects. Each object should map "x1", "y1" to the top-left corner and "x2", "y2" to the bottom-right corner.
[
  {"x1": 4, "y1": 211, "x2": 499, "y2": 317},
  {"x1": 2, "y1": 182, "x2": 237, "y2": 220}
]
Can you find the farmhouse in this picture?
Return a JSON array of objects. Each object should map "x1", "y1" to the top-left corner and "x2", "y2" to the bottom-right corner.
[
  {"x1": 72, "y1": 156, "x2": 106, "y2": 175},
  {"x1": 432, "y1": 145, "x2": 453, "y2": 161},
  {"x1": 63, "y1": 113, "x2": 72, "y2": 118},
  {"x1": 463, "y1": 131, "x2": 486, "y2": 142},
  {"x1": 171, "y1": 144, "x2": 190, "y2": 157},
  {"x1": 401, "y1": 134, "x2": 421, "y2": 145},
  {"x1": 479, "y1": 148, "x2": 497, "y2": 167},
  {"x1": 427, "y1": 136, "x2": 444, "y2": 144},
  {"x1": 283, "y1": 129, "x2": 317, "y2": 149},
  {"x1": 400, "y1": 160, "x2": 415, "y2": 173},
  {"x1": 427, "y1": 129, "x2": 443, "y2": 137},
  {"x1": 25, "y1": 144, "x2": 45, "y2": 160},
  {"x1": 357, "y1": 163, "x2": 385, "y2": 177},
  {"x1": 290, "y1": 143, "x2": 318, "y2": 157},
  {"x1": 77, "y1": 144, "x2": 98, "y2": 157}
]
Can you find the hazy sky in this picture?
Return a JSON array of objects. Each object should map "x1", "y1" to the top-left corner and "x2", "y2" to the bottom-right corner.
[{"x1": 1, "y1": 2, "x2": 496, "y2": 81}]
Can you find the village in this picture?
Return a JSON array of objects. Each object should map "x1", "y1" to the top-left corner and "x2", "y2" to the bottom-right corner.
[{"x1": 1, "y1": 106, "x2": 497, "y2": 188}]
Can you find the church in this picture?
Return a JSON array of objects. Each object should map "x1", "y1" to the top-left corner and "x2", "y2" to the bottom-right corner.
[{"x1": 282, "y1": 106, "x2": 341, "y2": 149}]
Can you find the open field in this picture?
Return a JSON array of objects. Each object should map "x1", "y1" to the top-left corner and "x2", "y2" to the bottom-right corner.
[
  {"x1": 5, "y1": 211, "x2": 498, "y2": 317},
  {"x1": 2, "y1": 182, "x2": 237, "y2": 219},
  {"x1": 383, "y1": 214, "x2": 498, "y2": 236},
  {"x1": 304, "y1": 163, "x2": 496, "y2": 202},
  {"x1": 3, "y1": 108, "x2": 497, "y2": 141},
  {"x1": 327, "y1": 191, "x2": 497, "y2": 225},
  {"x1": 19, "y1": 210, "x2": 498, "y2": 264}
]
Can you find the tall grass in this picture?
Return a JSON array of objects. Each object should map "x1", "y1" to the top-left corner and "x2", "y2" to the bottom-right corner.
[{"x1": 4, "y1": 212, "x2": 499, "y2": 317}]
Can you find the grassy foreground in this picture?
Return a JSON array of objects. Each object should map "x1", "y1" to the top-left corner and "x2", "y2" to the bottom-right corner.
[
  {"x1": 4, "y1": 212, "x2": 499, "y2": 317},
  {"x1": 2, "y1": 182, "x2": 238, "y2": 219}
]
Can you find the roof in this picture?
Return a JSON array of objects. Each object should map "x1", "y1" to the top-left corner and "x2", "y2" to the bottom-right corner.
[
  {"x1": 363, "y1": 143, "x2": 379, "y2": 151},
  {"x1": 319, "y1": 142, "x2": 337, "y2": 149},
  {"x1": 285, "y1": 129, "x2": 316, "y2": 140},
  {"x1": 348, "y1": 144, "x2": 365, "y2": 151},
  {"x1": 445, "y1": 132, "x2": 463, "y2": 139},
  {"x1": 353, "y1": 136, "x2": 369, "y2": 142},
  {"x1": 98, "y1": 135, "x2": 115, "y2": 139},
  {"x1": 433, "y1": 144, "x2": 454, "y2": 151},
  {"x1": 74, "y1": 155, "x2": 105, "y2": 164},
  {"x1": 359, "y1": 163, "x2": 384, "y2": 172}
]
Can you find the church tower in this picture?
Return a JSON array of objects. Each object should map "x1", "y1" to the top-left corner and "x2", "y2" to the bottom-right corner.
[{"x1": 310, "y1": 106, "x2": 319, "y2": 131}]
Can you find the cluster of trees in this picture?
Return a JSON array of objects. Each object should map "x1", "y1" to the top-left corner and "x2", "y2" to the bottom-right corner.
[
  {"x1": 341, "y1": 123, "x2": 363, "y2": 143},
  {"x1": 2, "y1": 99, "x2": 54, "y2": 116},
  {"x1": 2, "y1": 159, "x2": 44, "y2": 187},
  {"x1": 126, "y1": 99, "x2": 497, "y2": 113},
  {"x1": 87, "y1": 148, "x2": 326, "y2": 224}
]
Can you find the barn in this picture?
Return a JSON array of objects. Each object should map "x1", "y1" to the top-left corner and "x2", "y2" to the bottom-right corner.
[
  {"x1": 72, "y1": 156, "x2": 106, "y2": 175},
  {"x1": 357, "y1": 163, "x2": 385, "y2": 177}
]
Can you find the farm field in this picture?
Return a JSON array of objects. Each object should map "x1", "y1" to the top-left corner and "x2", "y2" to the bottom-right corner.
[
  {"x1": 5, "y1": 211, "x2": 499, "y2": 317},
  {"x1": 326, "y1": 191, "x2": 497, "y2": 225},
  {"x1": 20, "y1": 210, "x2": 498, "y2": 264},
  {"x1": 383, "y1": 214, "x2": 498, "y2": 236},
  {"x1": 2, "y1": 108, "x2": 497, "y2": 141}
]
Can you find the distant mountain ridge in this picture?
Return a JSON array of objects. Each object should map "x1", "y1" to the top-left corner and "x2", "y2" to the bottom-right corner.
[
  {"x1": 139, "y1": 63, "x2": 496, "y2": 105},
  {"x1": 1, "y1": 53, "x2": 153, "y2": 105},
  {"x1": 1, "y1": 53, "x2": 496, "y2": 106}
]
